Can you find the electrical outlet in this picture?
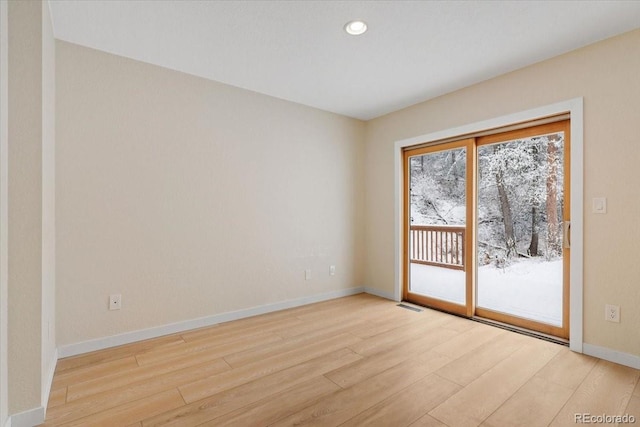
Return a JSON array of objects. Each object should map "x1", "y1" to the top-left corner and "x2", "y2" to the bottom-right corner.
[
  {"x1": 605, "y1": 304, "x2": 620, "y2": 323},
  {"x1": 330, "y1": 265, "x2": 336, "y2": 276},
  {"x1": 109, "y1": 294, "x2": 122, "y2": 311},
  {"x1": 305, "y1": 269, "x2": 311, "y2": 281}
]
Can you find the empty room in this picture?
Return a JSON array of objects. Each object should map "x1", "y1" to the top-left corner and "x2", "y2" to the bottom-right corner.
[{"x1": 1, "y1": 1, "x2": 640, "y2": 426}]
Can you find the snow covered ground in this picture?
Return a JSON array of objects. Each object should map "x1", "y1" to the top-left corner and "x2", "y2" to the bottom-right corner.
[
  {"x1": 410, "y1": 258, "x2": 563, "y2": 326},
  {"x1": 410, "y1": 263, "x2": 466, "y2": 304}
]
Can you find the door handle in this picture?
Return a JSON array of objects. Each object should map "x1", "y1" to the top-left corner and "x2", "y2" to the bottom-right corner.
[{"x1": 563, "y1": 221, "x2": 571, "y2": 249}]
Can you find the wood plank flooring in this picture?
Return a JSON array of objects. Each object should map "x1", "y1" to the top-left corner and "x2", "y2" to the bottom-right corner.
[{"x1": 42, "y1": 294, "x2": 640, "y2": 426}]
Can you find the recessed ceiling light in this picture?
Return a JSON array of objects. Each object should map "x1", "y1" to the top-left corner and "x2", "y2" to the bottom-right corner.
[{"x1": 344, "y1": 20, "x2": 367, "y2": 36}]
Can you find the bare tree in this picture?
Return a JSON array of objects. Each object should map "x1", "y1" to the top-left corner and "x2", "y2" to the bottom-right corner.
[
  {"x1": 546, "y1": 135, "x2": 561, "y2": 256},
  {"x1": 528, "y1": 142, "x2": 541, "y2": 256},
  {"x1": 493, "y1": 145, "x2": 517, "y2": 257}
]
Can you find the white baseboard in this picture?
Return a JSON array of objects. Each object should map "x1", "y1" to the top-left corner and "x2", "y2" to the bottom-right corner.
[
  {"x1": 582, "y1": 343, "x2": 640, "y2": 370},
  {"x1": 55, "y1": 287, "x2": 640, "y2": 375},
  {"x1": 364, "y1": 286, "x2": 397, "y2": 301},
  {"x1": 58, "y1": 287, "x2": 365, "y2": 358},
  {"x1": 8, "y1": 407, "x2": 43, "y2": 427}
]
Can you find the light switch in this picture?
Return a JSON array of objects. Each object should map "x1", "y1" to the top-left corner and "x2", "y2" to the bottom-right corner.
[{"x1": 592, "y1": 197, "x2": 607, "y2": 214}]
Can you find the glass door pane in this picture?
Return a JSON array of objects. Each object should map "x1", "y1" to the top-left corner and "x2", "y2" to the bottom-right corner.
[
  {"x1": 408, "y1": 146, "x2": 467, "y2": 307},
  {"x1": 476, "y1": 130, "x2": 565, "y2": 328}
]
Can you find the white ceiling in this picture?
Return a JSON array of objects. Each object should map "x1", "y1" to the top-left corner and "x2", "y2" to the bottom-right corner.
[{"x1": 49, "y1": 1, "x2": 640, "y2": 120}]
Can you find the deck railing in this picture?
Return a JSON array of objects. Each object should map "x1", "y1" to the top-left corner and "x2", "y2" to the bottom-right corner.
[{"x1": 410, "y1": 224, "x2": 465, "y2": 271}]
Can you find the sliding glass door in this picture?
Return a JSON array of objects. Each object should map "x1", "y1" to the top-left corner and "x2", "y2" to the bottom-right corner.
[
  {"x1": 403, "y1": 139, "x2": 474, "y2": 317},
  {"x1": 475, "y1": 122, "x2": 570, "y2": 338},
  {"x1": 403, "y1": 121, "x2": 570, "y2": 338}
]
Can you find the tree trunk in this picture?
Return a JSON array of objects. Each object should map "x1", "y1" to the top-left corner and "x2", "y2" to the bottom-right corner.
[
  {"x1": 546, "y1": 135, "x2": 560, "y2": 256},
  {"x1": 528, "y1": 142, "x2": 540, "y2": 256},
  {"x1": 528, "y1": 205, "x2": 539, "y2": 256},
  {"x1": 495, "y1": 162, "x2": 516, "y2": 258}
]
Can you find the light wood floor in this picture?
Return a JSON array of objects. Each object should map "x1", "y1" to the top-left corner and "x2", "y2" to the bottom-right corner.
[{"x1": 43, "y1": 294, "x2": 640, "y2": 426}]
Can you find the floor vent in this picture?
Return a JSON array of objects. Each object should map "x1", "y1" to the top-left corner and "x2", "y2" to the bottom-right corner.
[{"x1": 397, "y1": 303, "x2": 423, "y2": 312}]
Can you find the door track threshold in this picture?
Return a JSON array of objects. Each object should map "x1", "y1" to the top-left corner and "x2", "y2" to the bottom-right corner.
[{"x1": 471, "y1": 316, "x2": 569, "y2": 346}]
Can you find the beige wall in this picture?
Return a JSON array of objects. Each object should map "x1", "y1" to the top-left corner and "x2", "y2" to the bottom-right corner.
[
  {"x1": 56, "y1": 41, "x2": 365, "y2": 346},
  {"x1": 364, "y1": 29, "x2": 640, "y2": 357},
  {"x1": 7, "y1": 0, "x2": 56, "y2": 416},
  {"x1": 0, "y1": 0, "x2": 7, "y2": 423},
  {"x1": 8, "y1": 0, "x2": 42, "y2": 414}
]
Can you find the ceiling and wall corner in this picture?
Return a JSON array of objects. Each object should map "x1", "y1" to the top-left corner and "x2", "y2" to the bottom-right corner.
[{"x1": 47, "y1": 1, "x2": 640, "y2": 120}]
